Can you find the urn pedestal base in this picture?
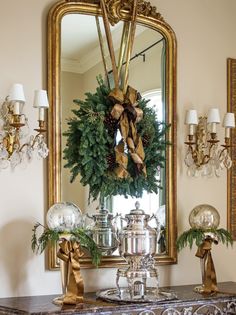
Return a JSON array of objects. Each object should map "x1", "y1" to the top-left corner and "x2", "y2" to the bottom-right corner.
[{"x1": 116, "y1": 267, "x2": 159, "y2": 300}]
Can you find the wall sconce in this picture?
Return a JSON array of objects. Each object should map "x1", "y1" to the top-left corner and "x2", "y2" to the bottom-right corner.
[
  {"x1": 184, "y1": 108, "x2": 235, "y2": 177},
  {"x1": 0, "y1": 83, "x2": 49, "y2": 169}
]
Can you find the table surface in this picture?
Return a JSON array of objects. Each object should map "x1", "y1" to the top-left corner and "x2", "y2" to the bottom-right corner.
[{"x1": 1, "y1": 282, "x2": 236, "y2": 314}]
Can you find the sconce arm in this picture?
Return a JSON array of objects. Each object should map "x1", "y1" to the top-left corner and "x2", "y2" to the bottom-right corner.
[
  {"x1": 218, "y1": 137, "x2": 232, "y2": 161},
  {"x1": 18, "y1": 133, "x2": 40, "y2": 153}
]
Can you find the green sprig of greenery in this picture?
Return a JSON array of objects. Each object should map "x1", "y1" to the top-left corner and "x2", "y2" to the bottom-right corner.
[
  {"x1": 71, "y1": 228, "x2": 101, "y2": 267},
  {"x1": 31, "y1": 223, "x2": 101, "y2": 267},
  {"x1": 63, "y1": 76, "x2": 170, "y2": 201},
  {"x1": 176, "y1": 228, "x2": 233, "y2": 252}
]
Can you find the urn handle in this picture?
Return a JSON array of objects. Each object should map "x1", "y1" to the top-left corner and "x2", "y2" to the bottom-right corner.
[
  {"x1": 111, "y1": 213, "x2": 122, "y2": 230},
  {"x1": 86, "y1": 213, "x2": 94, "y2": 220},
  {"x1": 120, "y1": 215, "x2": 128, "y2": 223},
  {"x1": 111, "y1": 213, "x2": 121, "y2": 222},
  {"x1": 148, "y1": 214, "x2": 160, "y2": 231},
  {"x1": 119, "y1": 215, "x2": 128, "y2": 230}
]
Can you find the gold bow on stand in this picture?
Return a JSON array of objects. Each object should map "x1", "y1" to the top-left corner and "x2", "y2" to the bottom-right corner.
[
  {"x1": 195, "y1": 237, "x2": 218, "y2": 294},
  {"x1": 98, "y1": 0, "x2": 146, "y2": 179},
  {"x1": 57, "y1": 240, "x2": 84, "y2": 304}
]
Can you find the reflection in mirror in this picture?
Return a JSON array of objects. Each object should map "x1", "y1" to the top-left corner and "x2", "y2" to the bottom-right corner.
[
  {"x1": 47, "y1": 0, "x2": 177, "y2": 269},
  {"x1": 61, "y1": 13, "x2": 166, "y2": 255}
]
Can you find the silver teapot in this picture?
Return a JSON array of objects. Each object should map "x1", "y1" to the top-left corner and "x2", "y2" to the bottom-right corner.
[
  {"x1": 87, "y1": 208, "x2": 119, "y2": 256},
  {"x1": 119, "y1": 201, "x2": 159, "y2": 268}
]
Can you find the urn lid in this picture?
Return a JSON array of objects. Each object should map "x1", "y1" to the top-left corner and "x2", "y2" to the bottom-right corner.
[
  {"x1": 129, "y1": 201, "x2": 145, "y2": 215},
  {"x1": 92, "y1": 208, "x2": 114, "y2": 220}
]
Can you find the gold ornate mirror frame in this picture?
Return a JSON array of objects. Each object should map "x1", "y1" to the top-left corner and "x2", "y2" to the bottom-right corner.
[
  {"x1": 47, "y1": 0, "x2": 177, "y2": 269},
  {"x1": 227, "y1": 58, "x2": 236, "y2": 240}
]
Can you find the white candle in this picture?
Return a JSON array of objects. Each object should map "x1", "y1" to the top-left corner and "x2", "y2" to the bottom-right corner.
[
  {"x1": 211, "y1": 122, "x2": 217, "y2": 133},
  {"x1": 223, "y1": 113, "x2": 235, "y2": 138},
  {"x1": 13, "y1": 101, "x2": 20, "y2": 115},
  {"x1": 207, "y1": 108, "x2": 220, "y2": 133},
  {"x1": 39, "y1": 108, "x2": 45, "y2": 121},
  {"x1": 225, "y1": 127, "x2": 230, "y2": 138},
  {"x1": 189, "y1": 124, "x2": 194, "y2": 136}
]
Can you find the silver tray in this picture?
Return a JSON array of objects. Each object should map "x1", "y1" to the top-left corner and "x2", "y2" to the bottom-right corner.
[{"x1": 97, "y1": 287, "x2": 177, "y2": 303}]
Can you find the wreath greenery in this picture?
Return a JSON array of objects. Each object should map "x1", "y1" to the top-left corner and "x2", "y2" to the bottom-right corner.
[{"x1": 63, "y1": 76, "x2": 169, "y2": 201}]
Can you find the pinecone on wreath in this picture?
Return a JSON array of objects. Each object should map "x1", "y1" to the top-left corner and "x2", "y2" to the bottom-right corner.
[
  {"x1": 104, "y1": 114, "x2": 117, "y2": 132},
  {"x1": 106, "y1": 153, "x2": 116, "y2": 171},
  {"x1": 142, "y1": 134, "x2": 150, "y2": 147}
]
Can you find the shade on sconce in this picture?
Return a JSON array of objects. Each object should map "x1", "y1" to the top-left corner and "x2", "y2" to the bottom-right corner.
[
  {"x1": 207, "y1": 108, "x2": 220, "y2": 124},
  {"x1": 0, "y1": 85, "x2": 49, "y2": 169},
  {"x1": 33, "y1": 90, "x2": 49, "y2": 122},
  {"x1": 223, "y1": 113, "x2": 235, "y2": 128},
  {"x1": 33, "y1": 90, "x2": 49, "y2": 108},
  {"x1": 8, "y1": 83, "x2": 26, "y2": 103},
  {"x1": 185, "y1": 109, "x2": 198, "y2": 125},
  {"x1": 184, "y1": 107, "x2": 235, "y2": 177}
]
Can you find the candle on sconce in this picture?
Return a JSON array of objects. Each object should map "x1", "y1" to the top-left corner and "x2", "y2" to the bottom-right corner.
[
  {"x1": 185, "y1": 109, "x2": 198, "y2": 135},
  {"x1": 184, "y1": 107, "x2": 234, "y2": 178},
  {"x1": 223, "y1": 112, "x2": 235, "y2": 138},
  {"x1": 0, "y1": 84, "x2": 50, "y2": 170},
  {"x1": 8, "y1": 83, "x2": 26, "y2": 115},
  {"x1": 39, "y1": 108, "x2": 45, "y2": 121},
  {"x1": 207, "y1": 108, "x2": 220, "y2": 133},
  {"x1": 13, "y1": 102, "x2": 20, "y2": 115},
  {"x1": 33, "y1": 90, "x2": 49, "y2": 121}
]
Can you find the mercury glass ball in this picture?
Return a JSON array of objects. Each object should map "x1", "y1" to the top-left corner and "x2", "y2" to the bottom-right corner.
[
  {"x1": 46, "y1": 202, "x2": 83, "y2": 232},
  {"x1": 189, "y1": 204, "x2": 220, "y2": 230}
]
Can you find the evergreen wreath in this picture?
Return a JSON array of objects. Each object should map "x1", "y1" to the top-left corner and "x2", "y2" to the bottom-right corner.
[{"x1": 63, "y1": 77, "x2": 169, "y2": 201}]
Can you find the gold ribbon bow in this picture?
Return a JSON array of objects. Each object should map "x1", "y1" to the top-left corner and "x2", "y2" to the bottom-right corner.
[
  {"x1": 109, "y1": 86, "x2": 146, "y2": 179},
  {"x1": 57, "y1": 240, "x2": 84, "y2": 304},
  {"x1": 195, "y1": 238, "x2": 218, "y2": 294}
]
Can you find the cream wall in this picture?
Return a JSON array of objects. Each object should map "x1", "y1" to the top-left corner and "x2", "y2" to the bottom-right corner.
[{"x1": 0, "y1": 0, "x2": 236, "y2": 298}]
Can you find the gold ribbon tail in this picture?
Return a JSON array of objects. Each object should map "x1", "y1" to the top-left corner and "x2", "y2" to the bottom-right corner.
[
  {"x1": 114, "y1": 140, "x2": 129, "y2": 178},
  {"x1": 195, "y1": 238, "x2": 218, "y2": 293},
  {"x1": 57, "y1": 240, "x2": 84, "y2": 304}
]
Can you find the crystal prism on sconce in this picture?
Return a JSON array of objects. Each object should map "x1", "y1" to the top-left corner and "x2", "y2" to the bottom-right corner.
[
  {"x1": 184, "y1": 108, "x2": 235, "y2": 177},
  {"x1": 0, "y1": 83, "x2": 49, "y2": 169}
]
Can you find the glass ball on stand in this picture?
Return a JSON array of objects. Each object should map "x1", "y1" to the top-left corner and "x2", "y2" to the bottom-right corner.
[{"x1": 46, "y1": 202, "x2": 83, "y2": 305}]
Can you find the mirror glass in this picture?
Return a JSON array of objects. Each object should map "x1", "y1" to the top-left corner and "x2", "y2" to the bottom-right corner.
[
  {"x1": 60, "y1": 14, "x2": 166, "y2": 255},
  {"x1": 47, "y1": 0, "x2": 177, "y2": 268}
]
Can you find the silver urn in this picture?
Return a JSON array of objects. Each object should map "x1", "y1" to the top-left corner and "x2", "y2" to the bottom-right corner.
[
  {"x1": 87, "y1": 209, "x2": 119, "y2": 256},
  {"x1": 116, "y1": 202, "x2": 160, "y2": 300},
  {"x1": 119, "y1": 201, "x2": 158, "y2": 267}
]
